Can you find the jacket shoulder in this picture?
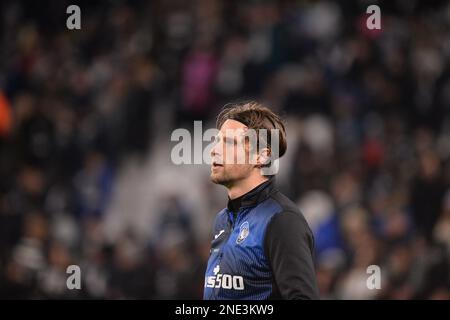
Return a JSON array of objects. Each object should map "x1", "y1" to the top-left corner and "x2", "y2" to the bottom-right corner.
[
  {"x1": 269, "y1": 190, "x2": 310, "y2": 228},
  {"x1": 270, "y1": 190, "x2": 300, "y2": 214}
]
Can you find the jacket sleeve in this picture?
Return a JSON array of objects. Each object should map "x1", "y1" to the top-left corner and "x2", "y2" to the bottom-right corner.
[{"x1": 264, "y1": 210, "x2": 320, "y2": 300}]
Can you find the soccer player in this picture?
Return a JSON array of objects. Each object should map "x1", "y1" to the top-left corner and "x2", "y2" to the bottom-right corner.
[{"x1": 203, "y1": 101, "x2": 319, "y2": 300}]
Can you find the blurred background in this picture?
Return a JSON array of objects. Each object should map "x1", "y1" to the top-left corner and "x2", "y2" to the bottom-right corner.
[{"x1": 0, "y1": 0, "x2": 450, "y2": 299}]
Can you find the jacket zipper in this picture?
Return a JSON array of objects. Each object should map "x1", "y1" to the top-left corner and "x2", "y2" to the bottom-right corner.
[{"x1": 210, "y1": 208, "x2": 243, "y2": 299}]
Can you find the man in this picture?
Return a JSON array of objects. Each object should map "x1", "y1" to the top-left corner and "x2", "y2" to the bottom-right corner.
[{"x1": 203, "y1": 101, "x2": 319, "y2": 300}]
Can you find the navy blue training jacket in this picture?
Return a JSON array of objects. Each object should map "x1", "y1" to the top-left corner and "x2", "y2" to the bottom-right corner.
[{"x1": 203, "y1": 178, "x2": 319, "y2": 300}]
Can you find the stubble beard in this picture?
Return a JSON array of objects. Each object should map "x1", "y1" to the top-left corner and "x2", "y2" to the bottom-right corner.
[{"x1": 210, "y1": 172, "x2": 231, "y2": 186}]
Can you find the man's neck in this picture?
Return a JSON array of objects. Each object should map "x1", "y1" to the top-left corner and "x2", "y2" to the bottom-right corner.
[{"x1": 227, "y1": 175, "x2": 269, "y2": 200}]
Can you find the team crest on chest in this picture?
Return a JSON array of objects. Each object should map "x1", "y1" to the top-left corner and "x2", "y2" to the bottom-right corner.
[{"x1": 236, "y1": 221, "x2": 250, "y2": 244}]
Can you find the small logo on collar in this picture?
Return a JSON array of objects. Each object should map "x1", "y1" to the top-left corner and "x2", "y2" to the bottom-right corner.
[{"x1": 236, "y1": 221, "x2": 250, "y2": 244}]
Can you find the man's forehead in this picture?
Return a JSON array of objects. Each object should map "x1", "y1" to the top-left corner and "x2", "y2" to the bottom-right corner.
[
  {"x1": 218, "y1": 128, "x2": 249, "y2": 138},
  {"x1": 219, "y1": 119, "x2": 248, "y2": 137}
]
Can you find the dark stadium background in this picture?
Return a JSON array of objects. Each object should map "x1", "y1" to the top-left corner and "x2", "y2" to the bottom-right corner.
[{"x1": 0, "y1": 0, "x2": 449, "y2": 299}]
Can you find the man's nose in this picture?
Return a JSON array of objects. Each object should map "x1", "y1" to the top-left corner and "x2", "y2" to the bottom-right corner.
[{"x1": 211, "y1": 142, "x2": 219, "y2": 157}]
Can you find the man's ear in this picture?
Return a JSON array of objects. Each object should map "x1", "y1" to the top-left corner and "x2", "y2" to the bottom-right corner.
[{"x1": 256, "y1": 148, "x2": 271, "y2": 167}]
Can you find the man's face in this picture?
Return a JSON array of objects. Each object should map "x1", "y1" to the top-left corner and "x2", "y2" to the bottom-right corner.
[{"x1": 210, "y1": 119, "x2": 254, "y2": 187}]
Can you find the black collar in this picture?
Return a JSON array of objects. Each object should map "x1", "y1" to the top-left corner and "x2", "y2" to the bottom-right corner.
[{"x1": 227, "y1": 177, "x2": 276, "y2": 213}]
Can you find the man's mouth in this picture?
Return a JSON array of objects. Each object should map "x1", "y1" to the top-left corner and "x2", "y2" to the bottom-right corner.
[{"x1": 212, "y1": 162, "x2": 223, "y2": 167}]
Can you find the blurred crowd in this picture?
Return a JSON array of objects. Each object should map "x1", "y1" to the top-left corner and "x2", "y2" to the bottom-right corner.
[{"x1": 0, "y1": 0, "x2": 449, "y2": 299}]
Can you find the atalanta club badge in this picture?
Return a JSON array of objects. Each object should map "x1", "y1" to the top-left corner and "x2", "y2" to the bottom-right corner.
[{"x1": 236, "y1": 221, "x2": 250, "y2": 244}]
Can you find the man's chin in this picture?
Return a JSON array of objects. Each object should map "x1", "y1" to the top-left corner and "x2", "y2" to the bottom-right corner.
[
  {"x1": 210, "y1": 174, "x2": 227, "y2": 185},
  {"x1": 210, "y1": 174, "x2": 221, "y2": 185}
]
